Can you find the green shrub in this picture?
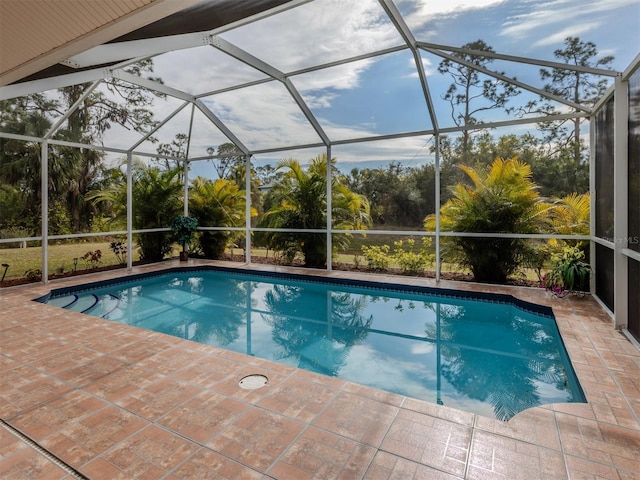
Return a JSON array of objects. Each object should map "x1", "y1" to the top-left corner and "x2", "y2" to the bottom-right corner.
[
  {"x1": 425, "y1": 158, "x2": 553, "y2": 283},
  {"x1": 393, "y1": 238, "x2": 434, "y2": 275},
  {"x1": 189, "y1": 178, "x2": 250, "y2": 259},
  {"x1": 544, "y1": 245, "x2": 591, "y2": 294},
  {"x1": 361, "y1": 244, "x2": 391, "y2": 271}
]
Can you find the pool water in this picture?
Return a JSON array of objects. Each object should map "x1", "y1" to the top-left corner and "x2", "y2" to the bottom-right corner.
[{"x1": 41, "y1": 267, "x2": 585, "y2": 420}]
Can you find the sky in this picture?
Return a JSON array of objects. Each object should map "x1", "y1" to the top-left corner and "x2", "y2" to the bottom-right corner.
[{"x1": 95, "y1": 0, "x2": 640, "y2": 176}]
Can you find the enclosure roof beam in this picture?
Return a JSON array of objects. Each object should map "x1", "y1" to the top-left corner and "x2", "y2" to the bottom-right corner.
[
  {"x1": 378, "y1": 0, "x2": 439, "y2": 133},
  {"x1": 418, "y1": 41, "x2": 620, "y2": 77},
  {"x1": 283, "y1": 78, "x2": 331, "y2": 146},
  {"x1": 0, "y1": 69, "x2": 108, "y2": 100},
  {"x1": 194, "y1": 45, "x2": 406, "y2": 99},
  {"x1": 323, "y1": 110, "x2": 588, "y2": 147},
  {"x1": 62, "y1": 33, "x2": 212, "y2": 70},
  {"x1": 208, "y1": 35, "x2": 330, "y2": 146},
  {"x1": 44, "y1": 80, "x2": 102, "y2": 139},
  {"x1": 209, "y1": 35, "x2": 285, "y2": 82},
  {"x1": 112, "y1": 70, "x2": 194, "y2": 102},
  {"x1": 194, "y1": 99, "x2": 250, "y2": 155},
  {"x1": 129, "y1": 101, "x2": 191, "y2": 152},
  {"x1": 424, "y1": 47, "x2": 592, "y2": 114},
  {"x1": 0, "y1": 107, "x2": 588, "y2": 159},
  {"x1": 0, "y1": 56, "x2": 152, "y2": 100},
  {"x1": 436, "y1": 111, "x2": 589, "y2": 134}
]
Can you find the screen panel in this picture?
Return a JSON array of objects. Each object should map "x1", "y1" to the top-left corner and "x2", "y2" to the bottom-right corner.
[
  {"x1": 595, "y1": 243, "x2": 615, "y2": 313},
  {"x1": 628, "y1": 67, "x2": 640, "y2": 253},
  {"x1": 628, "y1": 259, "x2": 640, "y2": 341},
  {"x1": 595, "y1": 98, "x2": 615, "y2": 241}
]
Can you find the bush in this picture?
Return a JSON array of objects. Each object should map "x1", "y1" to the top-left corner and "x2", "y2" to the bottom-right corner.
[
  {"x1": 109, "y1": 240, "x2": 127, "y2": 264},
  {"x1": 361, "y1": 244, "x2": 391, "y2": 271},
  {"x1": 189, "y1": 178, "x2": 249, "y2": 259},
  {"x1": 544, "y1": 245, "x2": 591, "y2": 295},
  {"x1": 425, "y1": 158, "x2": 552, "y2": 283},
  {"x1": 393, "y1": 238, "x2": 434, "y2": 275}
]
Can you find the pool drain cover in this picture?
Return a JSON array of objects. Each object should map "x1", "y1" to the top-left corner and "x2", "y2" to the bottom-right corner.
[{"x1": 239, "y1": 374, "x2": 268, "y2": 390}]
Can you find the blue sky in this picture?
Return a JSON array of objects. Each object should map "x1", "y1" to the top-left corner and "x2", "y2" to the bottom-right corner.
[{"x1": 101, "y1": 0, "x2": 640, "y2": 175}]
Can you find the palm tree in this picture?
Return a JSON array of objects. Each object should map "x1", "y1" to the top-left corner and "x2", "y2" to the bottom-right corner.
[
  {"x1": 425, "y1": 157, "x2": 553, "y2": 283},
  {"x1": 258, "y1": 154, "x2": 371, "y2": 267},
  {"x1": 188, "y1": 177, "x2": 254, "y2": 259},
  {"x1": 549, "y1": 192, "x2": 590, "y2": 246},
  {"x1": 88, "y1": 164, "x2": 182, "y2": 261}
]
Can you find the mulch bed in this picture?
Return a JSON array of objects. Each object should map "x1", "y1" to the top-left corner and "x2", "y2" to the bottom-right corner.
[
  {"x1": 220, "y1": 253, "x2": 542, "y2": 288},
  {"x1": 1, "y1": 255, "x2": 542, "y2": 289}
]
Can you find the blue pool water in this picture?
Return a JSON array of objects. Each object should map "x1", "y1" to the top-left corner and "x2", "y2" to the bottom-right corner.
[{"x1": 39, "y1": 267, "x2": 585, "y2": 420}]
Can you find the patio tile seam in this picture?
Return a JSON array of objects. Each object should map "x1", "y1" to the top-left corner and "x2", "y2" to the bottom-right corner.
[
  {"x1": 463, "y1": 421, "x2": 479, "y2": 479},
  {"x1": 1, "y1": 418, "x2": 90, "y2": 480},
  {"x1": 470, "y1": 419, "x2": 564, "y2": 452},
  {"x1": 561, "y1": 451, "x2": 640, "y2": 478},
  {"x1": 141, "y1": 418, "x2": 268, "y2": 479},
  {"x1": 565, "y1": 313, "x2": 640, "y2": 427},
  {"x1": 374, "y1": 442, "x2": 470, "y2": 479},
  {"x1": 1, "y1": 356, "x2": 189, "y2": 423},
  {"x1": 552, "y1": 402, "x2": 578, "y2": 480}
]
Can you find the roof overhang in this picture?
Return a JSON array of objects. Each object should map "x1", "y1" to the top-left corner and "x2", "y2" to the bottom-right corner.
[{"x1": 0, "y1": 0, "x2": 297, "y2": 87}]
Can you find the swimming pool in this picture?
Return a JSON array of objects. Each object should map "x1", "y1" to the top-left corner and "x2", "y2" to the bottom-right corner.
[{"x1": 38, "y1": 266, "x2": 585, "y2": 420}]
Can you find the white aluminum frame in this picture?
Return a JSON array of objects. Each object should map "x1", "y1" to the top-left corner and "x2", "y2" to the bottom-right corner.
[{"x1": 0, "y1": 0, "x2": 636, "y2": 335}]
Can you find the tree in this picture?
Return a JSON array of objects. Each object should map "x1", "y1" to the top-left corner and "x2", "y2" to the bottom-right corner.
[
  {"x1": 425, "y1": 158, "x2": 553, "y2": 283},
  {"x1": 88, "y1": 164, "x2": 182, "y2": 261},
  {"x1": 438, "y1": 40, "x2": 520, "y2": 163},
  {"x1": 343, "y1": 162, "x2": 435, "y2": 227},
  {"x1": 549, "y1": 192, "x2": 590, "y2": 248},
  {"x1": 435, "y1": 131, "x2": 589, "y2": 199},
  {"x1": 189, "y1": 177, "x2": 254, "y2": 259},
  {"x1": 258, "y1": 154, "x2": 371, "y2": 267},
  {"x1": 156, "y1": 133, "x2": 188, "y2": 176},
  {"x1": 0, "y1": 60, "x2": 162, "y2": 234},
  {"x1": 537, "y1": 37, "x2": 614, "y2": 164},
  {"x1": 0, "y1": 96, "x2": 55, "y2": 233},
  {"x1": 206, "y1": 142, "x2": 245, "y2": 180}
]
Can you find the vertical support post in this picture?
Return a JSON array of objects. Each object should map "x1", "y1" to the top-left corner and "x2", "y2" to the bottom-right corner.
[
  {"x1": 434, "y1": 135, "x2": 441, "y2": 283},
  {"x1": 183, "y1": 160, "x2": 189, "y2": 216},
  {"x1": 589, "y1": 115, "x2": 596, "y2": 294},
  {"x1": 246, "y1": 281, "x2": 252, "y2": 355},
  {"x1": 245, "y1": 154, "x2": 252, "y2": 263},
  {"x1": 41, "y1": 141, "x2": 48, "y2": 283},
  {"x1": 126, "y1": 151, "x2": 133, "y2": 270},
  {"x1": 326, "y1": 146, "x2": 332, "y2": 271},
  {"x1": 326, "y1": 291, "x2": 333, "y2": 338},
  {"x1": 613, "y1": 75, "x2": 629, "y2": 329},
  {"x1": 184, "y1": 103, "x2": 194, "y2": 218},
  {"x1": 436, "y1": 302, "x2": 442, "y2": 405}
]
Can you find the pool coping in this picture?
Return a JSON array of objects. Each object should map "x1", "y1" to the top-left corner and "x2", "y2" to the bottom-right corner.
[
  {"x1": 34, "y1": 264, "x2": 555, "y2": 318},
  {"x1": 2, "y1": 259, "x2": 639, "y2": 479}
]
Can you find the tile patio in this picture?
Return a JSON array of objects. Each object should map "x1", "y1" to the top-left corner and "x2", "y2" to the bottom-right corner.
[{"x1": 1, "y1": 260, "x2": 638, "y2": 479}]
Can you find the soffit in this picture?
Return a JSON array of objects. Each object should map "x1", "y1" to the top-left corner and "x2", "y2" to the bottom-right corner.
[{"x1": 0, "y1": 0, "x2": 293, "y2": 87}]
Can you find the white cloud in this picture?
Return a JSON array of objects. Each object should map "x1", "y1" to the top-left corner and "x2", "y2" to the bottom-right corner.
[
  {"x1": 531, "y1": 22, "x2": 602, "y2": 47},
  {"x1": 220, "y1": 0, "x2": 402, "y2": 73},
  {"x1": 199, "y1": 82, "x2": 323, "y2": 151},
  {"x1": 410, "y1": 0, "x2": 506, "y2": 17},
  {"x1": 102, "y1": 0, "x2": 637, "y2": 159},
  {"x1": 407, "y1": 55, "x2": 435, "y2": 78},
  {"x1": 292, "y1": 59, "x2": 375, "y2": 93},
  {"x1": 500, "y1": 0, "x2": 640, "y2": 41}
]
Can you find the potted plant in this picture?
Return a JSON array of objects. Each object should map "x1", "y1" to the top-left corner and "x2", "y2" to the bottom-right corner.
[{"x1": 171, "y1": 215, "x2": 198, "y2": 261}]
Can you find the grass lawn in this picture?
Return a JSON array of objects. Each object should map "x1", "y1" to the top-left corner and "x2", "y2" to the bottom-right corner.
[
  {"x1": 0, "y1": 242, "x2": 124, "y2": 281},
  {"x1": 1, "y1": 240, "x2": 541, "y2": 285}
]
